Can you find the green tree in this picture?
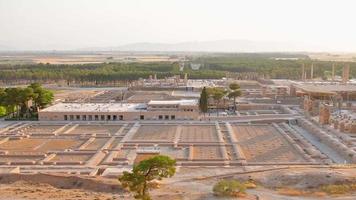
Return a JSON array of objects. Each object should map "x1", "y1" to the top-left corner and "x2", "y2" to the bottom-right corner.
[
  {"x1": 0, "y1": 106, "x2": 6, "y2": 117},
  {"x1": 4, "y1": 88, "x2": 22, "y2": 118},
  {"x1": 119, "y1": 155, "x2": 176, "y2": 200},
  {"x1": 205, "y1": 87, "x2": 228, "y2": 116},
  {"x1": 29, "y1": 83, "x2": 54, "y2": 111},
  {"x1": 228, "y1": 90, "x2": 242, "y2": 112},
  {"x1": 19, "y1": 87, "x2": 36, "y2": 118},
  {"x1": 36, "y1": 89, "x2": 54, "y2": 109},
  {"x1": 0, "y1": 83, "x2": 53, "y2": 119},
  {"x1": 213, "y1": 91, "x2": 225, "y2": 116},
  {"x1": 229, "y1": 83, "x2": 240, "y2": 91},
  {"x1": 228, "y1": 83, "x2": 241, "y2": 113},
  {"x1": 208, "y1": 88, "x2": 227, "y2": 116},
  {"x1": 0, "y1": 88, "x2": 6, "y2": 117},
  {"x1": 199, "y1": 87, "x2": 208, "y2": 113},
  {"x1": 0, "y1": 88, "x2": 5, "y2": 105}
]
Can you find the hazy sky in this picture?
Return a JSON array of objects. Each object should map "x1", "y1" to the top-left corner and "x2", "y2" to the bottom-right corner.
[{"x1": 1, "y1": 0, "x2": 356, "y2": 51}]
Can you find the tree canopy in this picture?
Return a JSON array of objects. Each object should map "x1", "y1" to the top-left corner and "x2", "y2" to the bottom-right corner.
[
  {"x1": 228, "y1": 83, "x2": 242, "y2": 112},
  {"x1": 229, "y1": 83, "x2": 240, "y2": 90},
  {"x1": 199, "y1": 87, "x2": 208, "y2": 113},
  {"x1": 0, "y1": 83, "x2": 53, "y2": 119},
  {"x1": 1, "y1": 54, "x2": 355, "y2": 85},
  {"x1": 119, "y1": 155, "x2": 176, "y2": 200}
]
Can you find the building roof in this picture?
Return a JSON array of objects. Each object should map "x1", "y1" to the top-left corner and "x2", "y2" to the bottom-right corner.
[
  {"x1": 296, "y1": 84, "x2": 356, "y2": 95},
  {"x1": 41, "y1": 99, "x2": 198, "y2": 113},
  {"x1": 147, "y1": 99, "x2": 198, "y2": 106},
  {"x1": 40, "y1": 103, "x2": 147, "y2": 113},
  {"x1": 186, "y1": 79, "x2": 226, "y2": 88}
]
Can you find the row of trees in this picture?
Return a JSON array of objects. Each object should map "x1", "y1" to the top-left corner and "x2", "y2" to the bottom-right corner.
[
  {"x1": 193, "y1": 54, "x2": 356, "y2": 80},
  {"x1": 0, "y1": 62, "x2": 225, "y2": 85},
  {"x1": 0, "y1": 83, "x2": 54, "y2": 119},
  {"x1": 2, "y1": 54, "x2": 355, "y2": 85},
  {"x1": 199, "y1": 83, "x2": 242, "y2": 114}
]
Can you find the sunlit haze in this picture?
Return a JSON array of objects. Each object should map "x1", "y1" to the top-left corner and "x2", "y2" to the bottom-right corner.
[{"x1": 1, "y1": 0, "x2": 356, "y2": 51}]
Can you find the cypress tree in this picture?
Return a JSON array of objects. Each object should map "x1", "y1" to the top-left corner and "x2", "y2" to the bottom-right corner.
[{"x1": 199, "y1": 87, "x2": 208, "y2": 113}]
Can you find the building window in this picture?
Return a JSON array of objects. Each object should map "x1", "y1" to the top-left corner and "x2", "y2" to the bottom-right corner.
[
  {"x1": 69, "y1": 115, "x2": 74, "y2": 120},
  {"x1": 95, "y1": 115, "x2": 99, "y2": 120},
  {"x1": 88, "y1": 115, "x2": 93, "y2": 121},
  {"x1": 64, "y1": 115, "x2": 68, "y2": 120},
  {"x1": 159, "y1": 115, "x2": 163, "y2": 120},
  {"x1": 82, "y1": 115, "x2": 86, "y2": 121},
  {"x1": 100, "y1": 115, "x2": 105, "y2": 120},
  {"x1": 165, "y1": 115, "x2": 169, "y2": 120},
  {"x1": 76, "y1": 115, "x2": 80, "y2": 120},
  {"x1": 171, "y1": 115, "x2": 175, "y2": 120},
  {"x1": 107, "y1": 115, "x2": 111, "y2": 120},
  {"x1": 113, "y1": 115, "x2": 117, "y2": 120},
  {"x1": 140, "y1": 115, "x2": 144, "y2": 120},
  {"x1": 119, "y1": 115, "x2": 123, "y2": 120}
]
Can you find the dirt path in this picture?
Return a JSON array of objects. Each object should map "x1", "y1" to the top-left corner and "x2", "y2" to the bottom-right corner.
[{"x1": 0, "y1": 166, "x2": 355, "y2": 200}]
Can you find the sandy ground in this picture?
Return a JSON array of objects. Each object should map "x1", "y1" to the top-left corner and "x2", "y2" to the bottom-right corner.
[
  {"x1": 151, "y1": 166, "x2": 356, "y2": 200},
  {"x1": 308, "y1": 53, "x2": 356, "y2": 62},
  {"x1": 0, "y1": 181, "x2": 124, "y2": 200},
  {"x1": 0, "y1": 173, "x2": 128, "y2": 200},
  {"x1": 0, "y1": 166, "x2": 355, "y2": 200},
  {"x1": 53, "y1": 89, "x2": 101, "y2": 103}
]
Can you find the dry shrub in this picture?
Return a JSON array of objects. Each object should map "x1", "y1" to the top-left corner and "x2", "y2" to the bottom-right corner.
[
  {"x1": 321, "y1": 184, "x2": 355, "y2": 195},
  {"x1": 244, "y1": 181, "x2": 257, "y2": 189},
  {"x1": 213, "y1": 179, "x2": 246, "y2": 197}
]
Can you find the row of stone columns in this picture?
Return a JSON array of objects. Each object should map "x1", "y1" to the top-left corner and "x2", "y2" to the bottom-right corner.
[{"x1": 301, "y1": 63, "x2": 350, "y2": 83}]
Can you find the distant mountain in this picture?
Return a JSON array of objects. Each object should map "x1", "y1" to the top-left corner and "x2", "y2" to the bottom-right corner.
[
  {"x1": 0, "y1": 44, "x2": 16, "y2": 51},
  {"x1": 78, "y1": 40, "x2": 303, "y2": 52}
]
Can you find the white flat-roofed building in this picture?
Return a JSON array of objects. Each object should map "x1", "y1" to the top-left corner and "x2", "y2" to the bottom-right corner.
[
  {"x1": 41, "y1": 103, "x2": 147, "y2": 112},
  {"x1": 39, "y1": 100, "x2": 199, "y2": 121},
  {"x1": 147, "y1": 99, "x2": 198, "y2": 111}
]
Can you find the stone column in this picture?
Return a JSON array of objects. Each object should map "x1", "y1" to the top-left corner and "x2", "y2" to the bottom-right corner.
[{"x1": 342, "y1": 64, "x2": 350, "y2": 84}]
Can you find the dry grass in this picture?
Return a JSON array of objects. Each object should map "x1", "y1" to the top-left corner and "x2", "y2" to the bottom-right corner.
[
  {"x1": 213, "y1": 179, "x2": 246, "y2": 197},
  {"x1": 277, "y1": 188, "x2": 306, "y2": 196},
  {"x1": 277, "y1": 183, "x2": 356, "y2": 197},
  {"x1": 321, "y1": 184, "x2": 356, "y2": 195},
  {"x1": 244, "y1": 182, "x2": 257, "y2": 189}
]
